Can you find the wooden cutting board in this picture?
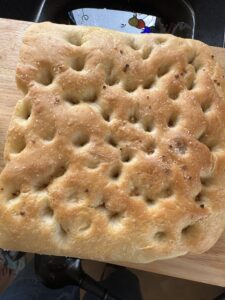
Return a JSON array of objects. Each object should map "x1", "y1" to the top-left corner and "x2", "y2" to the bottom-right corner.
[{"x1": 1, "y1": 18, "x2": 225, "y2": 287}]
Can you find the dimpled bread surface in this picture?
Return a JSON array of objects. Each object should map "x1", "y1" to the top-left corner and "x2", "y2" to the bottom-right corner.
[{"x1": 0, "y1": 22, "x2": 225, "y2": 263}]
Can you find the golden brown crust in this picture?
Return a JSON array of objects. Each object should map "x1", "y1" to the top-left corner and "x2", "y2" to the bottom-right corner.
[{"x1": 0, "y1": 22, "x2": 225, "y2": 263}]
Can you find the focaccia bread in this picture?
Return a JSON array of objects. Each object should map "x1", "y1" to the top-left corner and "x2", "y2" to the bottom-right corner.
[{"x1": 0, "y1": 22, "x2": 225, "y2": 263}]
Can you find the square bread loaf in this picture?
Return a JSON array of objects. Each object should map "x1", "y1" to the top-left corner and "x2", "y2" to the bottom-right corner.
[{"x1": 0, "y1": 22, "x2": 225, "y2": 263}]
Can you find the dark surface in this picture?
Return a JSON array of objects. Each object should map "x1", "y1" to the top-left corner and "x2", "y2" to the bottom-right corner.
[
  {"x1": 0, "y1": 0, "x2": 224, "y2": 46},
  {"x1": 35, "y1": 255, "x2": 121, "y2": 299},
  {"x1": 0, "y1": 0, "x2": 40, "y2": 21},
  {"x1": 188, "y1": 0, "x2": 225, "y2": 46}
]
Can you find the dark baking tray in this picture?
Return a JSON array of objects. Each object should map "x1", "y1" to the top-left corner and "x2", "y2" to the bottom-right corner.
[{"x1": 35, "y1": 0, "x2": 195, "y2": 38}]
